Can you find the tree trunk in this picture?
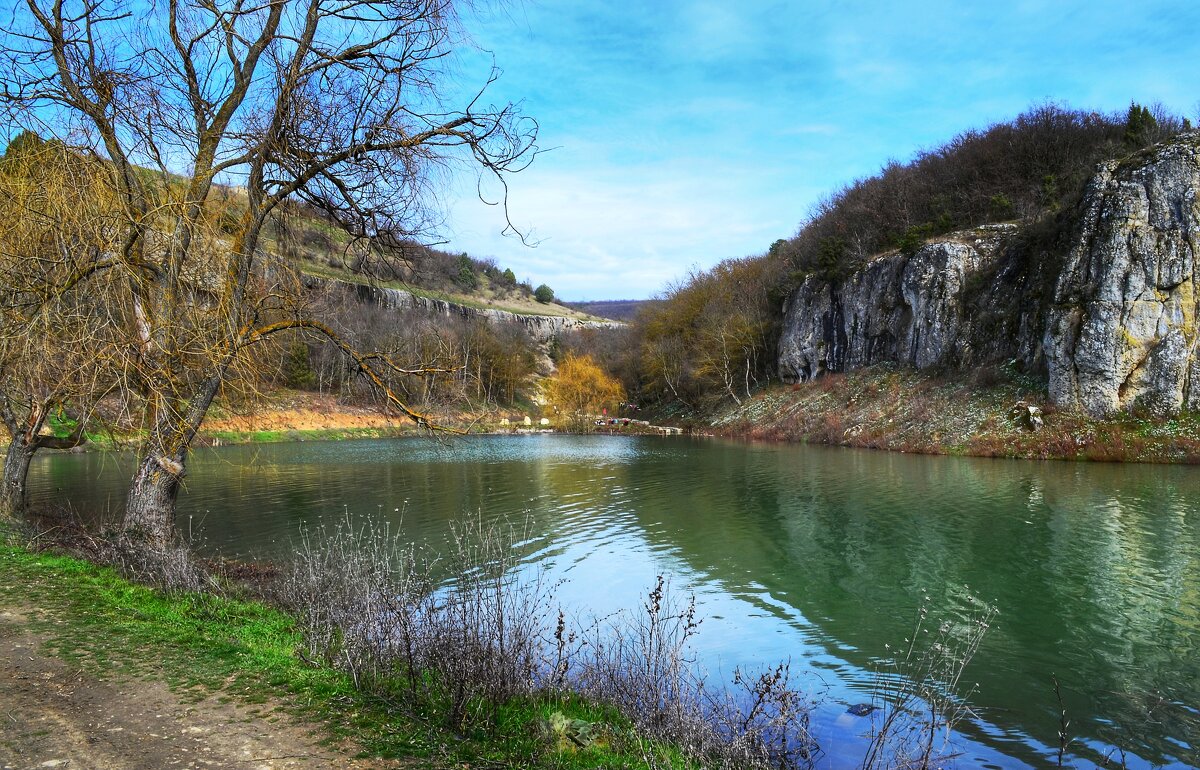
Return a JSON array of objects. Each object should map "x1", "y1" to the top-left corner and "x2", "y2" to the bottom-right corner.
[
  {"x1": 1, "y1": 439, "x2": 35, "y2": 521},
  {"x1": 123, "y1": 373, "x2": 222, "y2": 544},
  {"x1": 123, "y1": 452, "x2": 184, "y2": 543}
]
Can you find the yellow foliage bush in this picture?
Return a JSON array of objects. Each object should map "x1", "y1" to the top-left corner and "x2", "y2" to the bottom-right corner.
[{"x1": 547, "y1": 354, "x2": 625, "y2": 430}]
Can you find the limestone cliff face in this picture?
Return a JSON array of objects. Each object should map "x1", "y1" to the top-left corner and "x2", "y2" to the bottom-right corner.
[
  {"x1": 778, "y1": 131, "x2": 1200, "y2": 417},
  {"x1": 778, "y1": 226, "x2": 1015, "y2": 382},
  {"x1": 305, "y1": 276, "x2": 620, "y2": 343},
  {"x1": 1045, "y1": 134, "x2": 1200, "y2": 416}
]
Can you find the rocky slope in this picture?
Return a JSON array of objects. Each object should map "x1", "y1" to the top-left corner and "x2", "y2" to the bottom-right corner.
[
  {"x1": 361, "y1": 285, "x2": 621, "y2": 342},
  {"x1": 306, "y1": 276, "x2": 622, "y2": 343},
  {"x1": 778, "y1": 131, "x2": 1200, "y2": 417}
]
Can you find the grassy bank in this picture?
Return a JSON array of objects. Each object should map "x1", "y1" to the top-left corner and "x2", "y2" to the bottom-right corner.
[
  {"x1": 0, "y1": 536, "x2": 698, "y2": 770},
  {"x1": 711, "y1": 364, "x2": 1200, "y2": 463},
  {"x1": 199, "y1": 425, "x2": 426, "y2": 446}
]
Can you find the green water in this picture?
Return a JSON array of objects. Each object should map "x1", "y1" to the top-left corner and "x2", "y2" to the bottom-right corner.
[{"x1": 27, "y1": 435, "x2": 1200, "y2": 768}]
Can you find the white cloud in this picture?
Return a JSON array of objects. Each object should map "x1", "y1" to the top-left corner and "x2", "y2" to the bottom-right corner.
[
  {"x1": 441, "y1": 0, "x2": 1200, "y2": 302},
  {"x1": 444, "y1": 157, "x2": 800, "y2": 300}
]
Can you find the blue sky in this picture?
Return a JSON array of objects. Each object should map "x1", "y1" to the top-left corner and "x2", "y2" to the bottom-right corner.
[{"x1": 442, "y1": 0, "x2": 1200, "y2": 301}]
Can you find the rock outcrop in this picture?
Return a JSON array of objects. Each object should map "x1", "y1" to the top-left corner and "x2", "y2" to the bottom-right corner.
[
  {"x1": 305, "y1": 275, "x2": 621, "y2": 343},
  {"x1": 361, "y1": 285, "x2": 621, "y2": 342},
  {"x1": 1045, "y1": 135, "x2": 1200, "y2": 415},
  {"x1": 778, "y1": 131, "x2": 1200, "y2": 417},
  {"x1": 778, "y1": 225, "x2": 1015, "y2": 382}
]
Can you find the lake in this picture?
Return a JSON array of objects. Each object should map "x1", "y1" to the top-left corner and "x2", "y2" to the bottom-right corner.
[{"x1": 27, "y1": 435, "x2": 1200, "y2": 768}]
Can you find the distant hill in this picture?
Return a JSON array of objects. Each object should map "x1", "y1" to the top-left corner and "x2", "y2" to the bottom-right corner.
[
  {"x1": 565, "y1": 299, "x2": 658, "y2": 321},
  {"x1": 244, "y1": 195, "x2": 601, "y2": 320}
]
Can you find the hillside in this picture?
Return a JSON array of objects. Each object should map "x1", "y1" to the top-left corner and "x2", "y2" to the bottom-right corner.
[
  {"x1": 565, "y1": 299, "x2": 659, "y2": 321},
  {"x1": 211, "y1": 185, "x2": 603, "y2": 322},
  {"x1": 777, "y1": 130, "x2": 1200, "y2": 417},
  {"x1": 298, "y1": 257, "x2": 602, "y2": 322}
]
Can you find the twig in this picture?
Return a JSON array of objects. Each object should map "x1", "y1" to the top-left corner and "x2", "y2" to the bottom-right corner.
[{"x1": 1052, "y1": 673, "x2": 1071, "y2": 767}]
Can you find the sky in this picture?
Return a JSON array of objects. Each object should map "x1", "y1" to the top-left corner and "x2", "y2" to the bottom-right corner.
[{"x1": 438, "y1": 1, "x2": 1200, "y2": 301}]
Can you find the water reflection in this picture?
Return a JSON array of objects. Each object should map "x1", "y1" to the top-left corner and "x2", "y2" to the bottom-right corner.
[{"x1": 26, "y1": 435, "x2": 1200, "y2": 768}]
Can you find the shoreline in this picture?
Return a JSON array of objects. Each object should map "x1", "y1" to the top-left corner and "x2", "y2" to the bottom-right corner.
[
  {"x1": 707, "y1": 365, "x2": 1200, "y2": 464},
  {"x1": 0, "y1": 528, "x2": 810, "y2": 770},
  {"x1": 11, "y1": 368, "x2": 1200, "y2": 463}
]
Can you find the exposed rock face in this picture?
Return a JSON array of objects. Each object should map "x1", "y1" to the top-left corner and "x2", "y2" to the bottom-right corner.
[
  {"x1": 306, "y1": 276, "x2": 621, "y2": 343},
  {"x1": 1045, "y1": 135, "x2": 1200, "y2": 415},
  {"x1": 777, "y1": 131, "x2": 1200, "y2": 418},
  {"x1": 360, "y1": 285, "x2": 621, "y2": 342},
  {"x1": 778, "y1": 226, "x2": 1015, "y2": 382}
]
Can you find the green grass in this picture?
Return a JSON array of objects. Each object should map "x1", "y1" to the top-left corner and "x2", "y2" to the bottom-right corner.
[{"x1": 0, "y1": 539, "x2": 702, "y2": 769}]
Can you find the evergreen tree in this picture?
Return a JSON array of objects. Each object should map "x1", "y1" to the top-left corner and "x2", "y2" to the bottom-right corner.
[
  {"x1": 282, "y1": 342, "x2": 316, "y2": 390},
  {"x1": 1124, "y1": 102, "x2": 1158, "y2": 148},
  {"x1": 454, "y1": 254, "x2": 478, "y2": 290}
]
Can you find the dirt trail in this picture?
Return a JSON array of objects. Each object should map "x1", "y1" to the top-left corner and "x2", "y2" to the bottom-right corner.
[{"x1": 0, "y1": 606, "x2": 403, "y2": 770}]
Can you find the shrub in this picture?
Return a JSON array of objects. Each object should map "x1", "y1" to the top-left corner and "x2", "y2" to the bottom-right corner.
[
  {"x1": 276, "y1": 517, "x2": 824, "y2": 769},
  {"x1": 784, "y1": 102, "x2": 1187, "y2": 284},
  {"x1": 547, "y1": 353, "x2": 625, "y2": 429},
  {"x1": 534, "y1": 283, "x2": 554, "y2": 303},
  {"x1": 988, "y1": 193, "x2": 1015, "y2": 220},
  {"x1": 896, "y1": 223, "x2": 934, "y2": 257},
  {"x1": 280, "y1": 341, "x2": 316, "y2": 390}
]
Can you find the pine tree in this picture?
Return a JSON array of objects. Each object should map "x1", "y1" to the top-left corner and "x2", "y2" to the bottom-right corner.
[{"x1": 1124, "y1": 102, "x2": 1158, "y2": 148}]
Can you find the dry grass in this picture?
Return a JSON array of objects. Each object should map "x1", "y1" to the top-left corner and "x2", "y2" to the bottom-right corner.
[{"x1": 713, "y1": 364, "x2": 1200, "y2": 464}]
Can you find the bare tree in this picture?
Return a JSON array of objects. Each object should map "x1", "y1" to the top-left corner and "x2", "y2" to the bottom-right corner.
[{"x1": 1, "y1": 0, "x2": 537, "y2": 542}]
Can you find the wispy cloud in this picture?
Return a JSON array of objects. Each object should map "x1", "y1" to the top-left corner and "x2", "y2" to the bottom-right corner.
[{"x1": 443, "y1": 0, "x2": 1200, "y2": 300}]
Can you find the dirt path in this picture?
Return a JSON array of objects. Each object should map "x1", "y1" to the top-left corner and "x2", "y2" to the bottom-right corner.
[{"x1": 0, "y1": 606, "x2": 404, "y2": 770}]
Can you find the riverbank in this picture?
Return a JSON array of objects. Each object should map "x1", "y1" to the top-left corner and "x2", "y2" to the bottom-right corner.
[
  {"x1": 194, "y1": 391, "x2": 467, "y2": 445},
  {"x1": 0, "y1": 390, "x2": 681, "y2": 453},
  {"x1": 710, "y1": 363, "x2": 1200, "y2": 463},
  {"x1": 0, "y1": 534, "x2": 699, "y2": 770}
]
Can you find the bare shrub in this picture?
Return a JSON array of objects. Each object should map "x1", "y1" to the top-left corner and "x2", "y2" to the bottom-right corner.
[
  {"x1": 860, "y1": 594, "x2": 997, "y2": 770},
  {"x1": 423, "y1": 515, "x2": 558, "y2": 727},
  {"x1": 556, "y1": 576, "x2": 817, "y2": 769},
  {"x1": 275, "y1": 514, "x2": 556, "y2": 727},
  {"x1": 276, "y1": 519, "x2": 819, "y2": 767},
  {"x1": 100, "y1": 537, "x2": 213, "y2": 593},
  {"x1": 8, "y1": 503, "x2": 210, "y2": 592},
  {"x1": 705, "y1": 662, "x2": 817, "y2": 768},
  {"x1": 272, "y1": 514, "x2": 434, "y2": 690},
  {"x1": 574, "y1": 576, "x2": 701, "y2": 730}
]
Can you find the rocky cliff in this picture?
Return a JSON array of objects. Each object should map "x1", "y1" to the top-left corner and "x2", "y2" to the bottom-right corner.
[
  {"x1": 306, "y1": 276, "x2": 621, "y2": 343},
  {"x1": 778, "y1": 131, "x2": 1200, "y2": 417},
  {"x1": 357, "y1": 284, "x2": 622, "y2": 342},
  {"x1": 778, "y1": 225, "x2": 1016, "y2": 381},
  {"x1": 1046, "y1": 135, "x2": 1200, "y2": 415}
]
